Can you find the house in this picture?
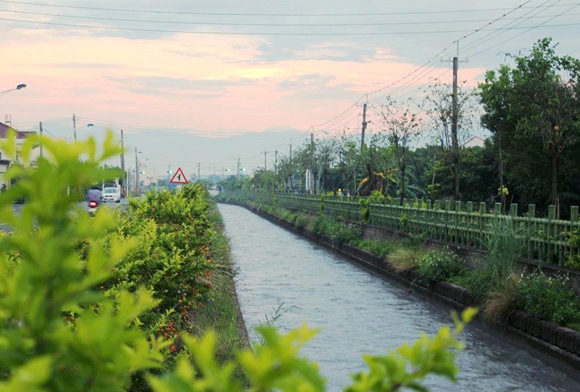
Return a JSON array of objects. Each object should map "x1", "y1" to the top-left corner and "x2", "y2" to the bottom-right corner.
[
  {"x1": 0, "y1": 121, "x2": 39, "y2": 189},
  {"x1": 462, "y1": 135, "x2": 486, "y2": 148}
]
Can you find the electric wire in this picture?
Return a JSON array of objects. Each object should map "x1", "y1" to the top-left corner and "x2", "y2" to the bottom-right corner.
[
  {"x1": 460, "y1": 0, "x2": 567, "y2": 58},
  {"x1": 2, "y1": 7, "x2": 579, "y2": 28},
  {"x1": 1, "y1": 0, "x2": 578, "y2": 17},
  {"x1": 465, "y1": 2, "x2": 579, "y2": 59}
]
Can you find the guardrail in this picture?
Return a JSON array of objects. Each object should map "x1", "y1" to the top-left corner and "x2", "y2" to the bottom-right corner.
[{"x1": 219, "y1": 191, "x2": 580, "y2": 267}]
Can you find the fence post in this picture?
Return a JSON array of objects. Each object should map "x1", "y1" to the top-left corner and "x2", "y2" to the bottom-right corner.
[
  {"x1": 547, "y1": 205, "x2": 557, "y2": 265},
  {"x1": 493, "y1": 203, "x2": 501, "y2": 215},
  {"x1": 527, "y1": 204, "x2": 535, "y2": 260},
  {"x1": 466, "y1": 202, "x2": 473, "y2": 245},
  {"x1": 510, "y1": 203, "x2": 518, "y2": 217},
  {"x1": 571, "y1": 206, "x2": 578, "y2": 222}
]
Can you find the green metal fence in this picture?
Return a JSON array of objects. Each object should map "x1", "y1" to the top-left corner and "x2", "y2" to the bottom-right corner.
[{"x1": 221, "y1": 191, "x2": 580, "y2": 267}]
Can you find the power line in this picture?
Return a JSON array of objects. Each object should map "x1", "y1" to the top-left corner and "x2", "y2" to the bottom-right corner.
[
  {"x1": 464, "y1": 1, "x2": 580, "y2": 59},
  {"x1": 0, "y1": 15, "x2": 576, "y2": 36},
  {"x1": 3, "y1": 8, "x2": 579, "y2": 28},
  {"x1": 460, "y1": 0, "x2": 564, "y2": 57},
  {"x1": 1, "y1": 0, "x2": 578, "y2": 17},
  {"x1": 308, "y1": 0, "x2": 578, "y2": 132}
]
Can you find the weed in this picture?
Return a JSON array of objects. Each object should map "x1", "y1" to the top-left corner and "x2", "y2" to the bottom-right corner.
[
  {"x1": 388, "y1": 247, "x2": 424, "y2": 272},
  {"x1": 355, "y1": 239, "x2": 397, "y2": 259},
  {"x1": 464, "y1": 217, "x2": 526, "y2": 302},
  {"x1": 417, "y1": 249, "x2": 466, "y2": 286},
  {"x1": 483, "y1": 274, "x2": 520, "y2": 321},
  {"x1": 517, "y1": 270, "x2": 580, "y2": 326}
]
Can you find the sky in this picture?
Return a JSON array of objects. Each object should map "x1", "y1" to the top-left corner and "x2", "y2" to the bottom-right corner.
[{"x1": 1, "y1": 0, "x2": 579, "y2": 179}]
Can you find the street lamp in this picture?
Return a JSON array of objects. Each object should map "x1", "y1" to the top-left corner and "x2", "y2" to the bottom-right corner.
[
  {"x1": 135, "y1": 148, "x2": 143, "y2": 195},
  {"x1": 72, "y1": 113, "x2": 94, "y2": 142},
  {"x1": 0, "y1": 83, "x2": 27, "y2": 97}
]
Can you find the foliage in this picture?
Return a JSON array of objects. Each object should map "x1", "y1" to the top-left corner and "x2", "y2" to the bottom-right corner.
[
  {"x1": 479, "y1": 37, "x2": 580, "y2": 210},
  {"x1": 148, "y1": 309, "x2": 477, "y2": 392},
  {"x1": 355, "y1": 239, "x2": 398, "y2": 259},
  {"x1": 563, "y1": 228, "x2": 580, "y2": 269},
  {"x1": 388, "y1": 247, "x2": 424, "y2": 272},
  {"x1": 517, "y1": 270, "x2": 580, "y2": 326},
  {"x1": 313, "y1": 215, "x2": 362, "y2": 244},
  {"x1": 373, "y1": 97, "x2": 423, "y2": 204},
  {"x1": 417, "y1": 249, "x2": 467, "y2": 286},
  {"x1": 463, "y1": 217, "x2": 526, "y2": 301},
  {"x1": 0, "y1": 131, "x2": 166, "y2": 391},
  {"x1": 113, "y1": 185, "x2": 217, "y2": 342}
]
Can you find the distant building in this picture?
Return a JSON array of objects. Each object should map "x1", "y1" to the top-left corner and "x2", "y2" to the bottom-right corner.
[
  {"x1": 0, "y1": 121, "x2": 39, "y2": 189},
  {"x1": 462, "y1": 135, "x2": 486, "y2": 148}
]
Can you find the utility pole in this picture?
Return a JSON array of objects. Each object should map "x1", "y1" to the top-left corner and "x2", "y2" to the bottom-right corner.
[
  {"x1": 451, "y1": 56, "x2": 460, "y2": 199},
  {"x1": 262, "y1": 149, "x2": 268, "y2": 170},
  {"x1": 310, "y1": 133, "x2": 315, "y2": 194},
  {"x1": 134, "y1": 147, "x2": 139, "y2": 195},
  {"x1": 120, "y1": 129, "x2": 126, "y2": 197},
  {"x1": 289, "y1": 142, "x2": 293, "y2": 192},
  {"x1": 72, "y1": 113, "x2": 77, "y2": 142},
  {"x1": 197, "y1": 163, "x2": 201, "y2": 182},
  {"x1": 361, "y1": 102, "x2": 367, "y2": 153},
  {"x1": 237, "y1": 158, "x2": 241, "y2": 179},
  {"x1": 274, "y1": 150, "x2": 278, "y2": 175},
  {"x1": 39, "y1": 122, "x2": 43, "y2": 158}
]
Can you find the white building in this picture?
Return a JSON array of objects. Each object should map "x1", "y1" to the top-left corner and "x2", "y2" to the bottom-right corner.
[{"x1": 0, "y1": 121, "x2": 39, "y2": 189}]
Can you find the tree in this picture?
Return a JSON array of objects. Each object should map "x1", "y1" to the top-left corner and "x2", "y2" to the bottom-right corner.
[
  {"x1": 374, "y1": 97, "x2": 422, "y2": 204},
  {"x1": 422, "y1": 78, "x2": 478, "y2": 200},
  {"x1": 480, "y1": 37, "x2": 580, "y2": 214}
]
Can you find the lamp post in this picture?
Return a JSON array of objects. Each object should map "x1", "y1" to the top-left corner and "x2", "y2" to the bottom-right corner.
[
  {"x1": 0, "y1": 83, "x2": 27, "y2": 97},
  {"x1": 72, "y1": 114, "x2": 94, "y2": 142},
  {"x1": 135, "y1": 148, "x2": 142, "y2": 195}
]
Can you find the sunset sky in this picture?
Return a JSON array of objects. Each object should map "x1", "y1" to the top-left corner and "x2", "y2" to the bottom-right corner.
[{"x1": 1, "y1": 0, "x2": 578, "y2": 178}]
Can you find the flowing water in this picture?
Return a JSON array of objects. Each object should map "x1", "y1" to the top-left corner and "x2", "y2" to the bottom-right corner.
[{"x1": 218, "y1": 204, "x2": 580, "y2": 391}]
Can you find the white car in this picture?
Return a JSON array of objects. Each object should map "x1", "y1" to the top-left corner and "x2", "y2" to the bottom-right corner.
[{"x1": 101, "y1": 187, "x2": 121, "y2": 203}]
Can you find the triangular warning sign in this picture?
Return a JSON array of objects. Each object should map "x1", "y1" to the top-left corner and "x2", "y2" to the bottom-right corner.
[{"x1": 170, "y1": 167, "x2": 188, "y2": 184}]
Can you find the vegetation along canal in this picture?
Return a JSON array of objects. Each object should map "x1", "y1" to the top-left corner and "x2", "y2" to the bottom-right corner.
[{"x1": 218, "y1": 203, "x2": 580, "y2": 391}]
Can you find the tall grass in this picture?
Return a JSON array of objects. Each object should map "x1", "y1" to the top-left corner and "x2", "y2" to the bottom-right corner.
[{"x1": 464, "y1": 217, "x2": 527, "y2": 303}]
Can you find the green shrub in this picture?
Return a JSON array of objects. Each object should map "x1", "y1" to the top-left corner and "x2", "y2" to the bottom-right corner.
[
  {"x1": 355, "y1": 239, "x2": 397, "y2": 259},
  {"x1": 0, "y1": 131, "x2": 165, "y2": 391},
  {"x1": 517, "y1": 270, "x2": 580, "y2": 326},
  {"x1": 563, "y1": 229, "x2": 580, "y2": 269},
  {"x1": 417, "y1": 249, "x2": 467, "y2": 285},
  {"x1": 313, "y1": 215, "x2": 362, "y2": 244}
]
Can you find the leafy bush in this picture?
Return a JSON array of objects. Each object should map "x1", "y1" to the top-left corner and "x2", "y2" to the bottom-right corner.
[
  {"x1": 417, "y1": 249, "x2": 466, "y2": 285},
  {"x1": 0, "y1": 131, "x2": 165, "y2": 391},
  {"x1": 563, "y1": 229, "x2": 580, "y2": 269},
  {"x1": 313, "y1": 215, "x2": 362, "y2": 244},
  {"x1": 517, "y1": 270, "x2": 580, "y2": 326}
]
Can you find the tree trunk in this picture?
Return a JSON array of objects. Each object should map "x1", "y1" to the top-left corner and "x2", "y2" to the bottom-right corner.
[
  {"x1": 399, "y1": 160, "x2": 406, "y2": 206},
  {"x1": 551, "y1": 153, "x2": 559, "y2": 218}
]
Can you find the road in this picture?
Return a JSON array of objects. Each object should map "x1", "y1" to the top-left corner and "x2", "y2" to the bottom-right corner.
[{"x1": 0, "y1": 198, "x2": 130, "y2": 233}]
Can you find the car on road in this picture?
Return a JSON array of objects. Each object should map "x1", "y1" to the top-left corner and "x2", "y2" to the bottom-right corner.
[{"x1": 101, "y1": 187, "x2": 121, "y2": 203}]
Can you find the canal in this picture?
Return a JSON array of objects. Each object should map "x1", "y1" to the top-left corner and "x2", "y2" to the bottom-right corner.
[{"x1": 218, "y1": 203, "x2": 580, "y2": 391}]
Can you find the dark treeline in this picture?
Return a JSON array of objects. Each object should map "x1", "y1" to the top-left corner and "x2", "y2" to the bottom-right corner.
[{"x1": 220, "y1": 38, "x2": 580, "y2": 218}]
